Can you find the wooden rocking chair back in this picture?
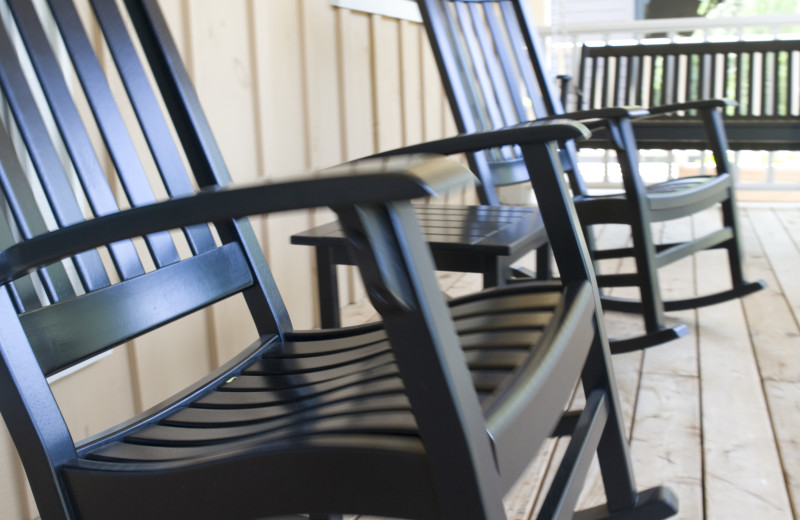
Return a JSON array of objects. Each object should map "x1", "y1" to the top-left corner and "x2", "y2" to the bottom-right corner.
[{"x1": 415, "y1": 0, "x2": 765, "y2": 351}]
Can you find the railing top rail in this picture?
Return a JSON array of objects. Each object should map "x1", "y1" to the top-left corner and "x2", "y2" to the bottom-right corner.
[
  {"x1": 581, "y1": 38, "x2": 800, "y2": 55},
  {"x1": 541, "y1": 14, "x2": 800, "y2": 38}
]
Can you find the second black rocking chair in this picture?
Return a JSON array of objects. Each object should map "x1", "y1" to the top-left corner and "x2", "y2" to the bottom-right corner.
[{"x1": 414, "y1": 0, "x2": 766, "y2": 352}]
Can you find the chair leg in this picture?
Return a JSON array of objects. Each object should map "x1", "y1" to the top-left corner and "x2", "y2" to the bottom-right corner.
[
  {"x1": 589, "y1": 212, "x2": 691, "y2": 351},
  {"x1": 483, "y1": 258, "x2": 503, "y2": 288},
  {"x1": 540, "y1": 325, "x2": 678, "y2": 519},
  {"x1": 315, "y1": 247, "x2": 341, "y2": 328},
  {"x1": 582, "y1": 223, "x2": 601, "y2": 282},
  {"x1": 621, "y1": 203, "x2": 665, "y2": 335},
  {"x1": 601, "y1": 220, "x2": 691, "y2": 353},
  {"x1": 581, "y1": 332, "x2": 638, "y2": 510},
  {"x1": 573, "y1": 487, "x2": 679, "y2": 520},
  {"x1": 700, "y1": 107, "x2": 765, "y2": 298},
  {"x1": 536, "y1": 243, "x2": 552, "y2": 280},
  {"x1": 578, "y1": 328, "x2": 678, "y2": 519},
  {"x1": 719, "y1": 186, "x2": 749, "y2": 287}
]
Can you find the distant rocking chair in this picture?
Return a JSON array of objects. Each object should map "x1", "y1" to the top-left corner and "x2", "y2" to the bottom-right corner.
[
  {"x1": 0, "y1": 0, "x2": 678, "y2": 519},
  {"x1": 414, "y1": 0, "x2": 766, "y2": 352}
]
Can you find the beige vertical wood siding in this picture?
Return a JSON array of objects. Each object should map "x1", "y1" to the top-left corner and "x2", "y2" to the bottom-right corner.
[{"x1": 0, "y1": 1, "x2": 461, "y2": 517}]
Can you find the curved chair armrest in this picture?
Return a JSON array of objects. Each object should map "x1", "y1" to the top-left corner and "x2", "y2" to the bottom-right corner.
[
  {"x1": 644, "y1": 98, "x2": 736, "y2": 116},
  {"x1": 0, "y1": 154, "x2": 474, "y2": 283},
  {"x1": 372, "y1": 119, "x2": 590, "y2": 158},
  {"x1": 535, "y1": 108, "x2": 648, "y2": 133},
  {"x1": 560, "y1": 106, "x2": 650, "y2": 122}
]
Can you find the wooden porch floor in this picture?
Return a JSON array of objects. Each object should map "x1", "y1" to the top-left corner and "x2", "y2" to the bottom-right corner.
[{"x1": 340, "y1": 203, "x2": 800, "y2": 520}]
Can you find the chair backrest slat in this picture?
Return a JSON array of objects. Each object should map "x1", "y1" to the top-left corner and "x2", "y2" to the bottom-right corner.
[
  {"x1": 737, "y1": 52, "x2": 747, "y2": 116},
  {"x1": 499, "y1": 1, "x2": 555, "y2": 116},
  {"x1": 483, "y1": 4, "x2": 527, "y2": 122},
  {"x1": 687, "y1": 53, "x2": 698, "y2": 104},
  {"x1": 780, "y1": 50, "x2": 787, "y2": 115},
  {"x1": 465, "y1": 3, "x2": 519, "y2": 128},
  {"x1": 26, "y1": 0, "x2": 181, "y2": 269},
  {"x1": 82, "y1": 0, "x2": 216, "y2": 254},
  {"x1": 124, "y1": 0, "x2": 291, "y2": 335},
  {"x1": 764, "y1": 50, "x2": 774, "y2": 116},
  {"x1": 0, "y1": 121, "x2": 75, "y2": 307},
  {"x1": 0, "y1": 201, "x2": 44, "y2": 312},
  {"x1": 454, "y1": 3, "x2": 507, "y2": 131},
  {"x1": 669, "y1": 54, "x2": 679, "y2": 104},
  {"x1": 782, "y1": 50, "x2": 791, "y2": 116},
  {"x1": 0, "y1": 18, "x2": 111, "y2": 292},
  {"x1": 418, "y1": 0, "x2": 576, "y2": 195},
  {"x1": 8, "y1": 0, "x2": 155, "y2": 281},
  {"x1": 614, "y1": 56, "x2": 624, "y2": 105},
  {"x1": 636, "y1": 56, "x2": 645, "y2": 105}
]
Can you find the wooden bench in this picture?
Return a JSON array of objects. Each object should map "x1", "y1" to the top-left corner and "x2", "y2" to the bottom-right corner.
[{"x1": 576, "y1": 39, "x2": 800, "y2": 151}]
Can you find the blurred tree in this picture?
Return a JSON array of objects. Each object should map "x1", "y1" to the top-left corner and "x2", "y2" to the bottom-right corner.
[{"x1": 703, "y1": 0, "x2": 800, "y2": 16}]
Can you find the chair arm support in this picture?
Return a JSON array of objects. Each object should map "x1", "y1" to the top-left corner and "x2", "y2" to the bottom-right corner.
[
  {"x1": 371, "y1": 119, "x2": 590, "y2": 158},
  {"x1": 0, "y1": 154, "x2": 473, "y2": 283}
]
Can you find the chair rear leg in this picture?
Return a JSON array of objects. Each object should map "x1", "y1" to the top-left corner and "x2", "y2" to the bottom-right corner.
[
  {"x1": 538, "y1": 325, "x2": 678, "y2": 519},
  {"x1": 536, "y1": 243, "x2": 552, "y2": 280},
  {"x1": 720, "y1": 189, "x2": 746, "y2": 286},
  {"x1": 628, "y1": 221, "x2": 666, "y2": 336},
  {"x1": 580, "y1": 330, "x2": 637, "y2": 510},
  {"x1": 701, "y1": 107, "x2": 758, "y2": 292}
]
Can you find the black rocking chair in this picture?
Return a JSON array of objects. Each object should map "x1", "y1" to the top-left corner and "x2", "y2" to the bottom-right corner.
[
  {"x1": 0, "y1": 0, "x2": 676, "y2": 518},
  {"x1": 414, "y1": 0, "x2": 766, "y2": 352}
]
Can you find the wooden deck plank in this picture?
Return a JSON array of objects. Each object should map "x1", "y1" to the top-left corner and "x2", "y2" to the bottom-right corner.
[
  {"x1": 763, "y1": 380, "x2": 800, "y2": 519},
  {"x1": 694, "y1": 208, "x2": 794, "y2": 520},
  {"x1": 748, "y1": 208, "x2": 800, "y2": 325},
  {"x1": 741, "y1": 207, "x2": 800, "y2": 518},
  {"x1": 739, "y1": 208, "x2": 800, "y2": 382}
]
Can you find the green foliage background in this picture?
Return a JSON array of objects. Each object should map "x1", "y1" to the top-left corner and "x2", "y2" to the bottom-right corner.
[{"x1": 702, "y1": 0, "x2": 800, "y2": 17}]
